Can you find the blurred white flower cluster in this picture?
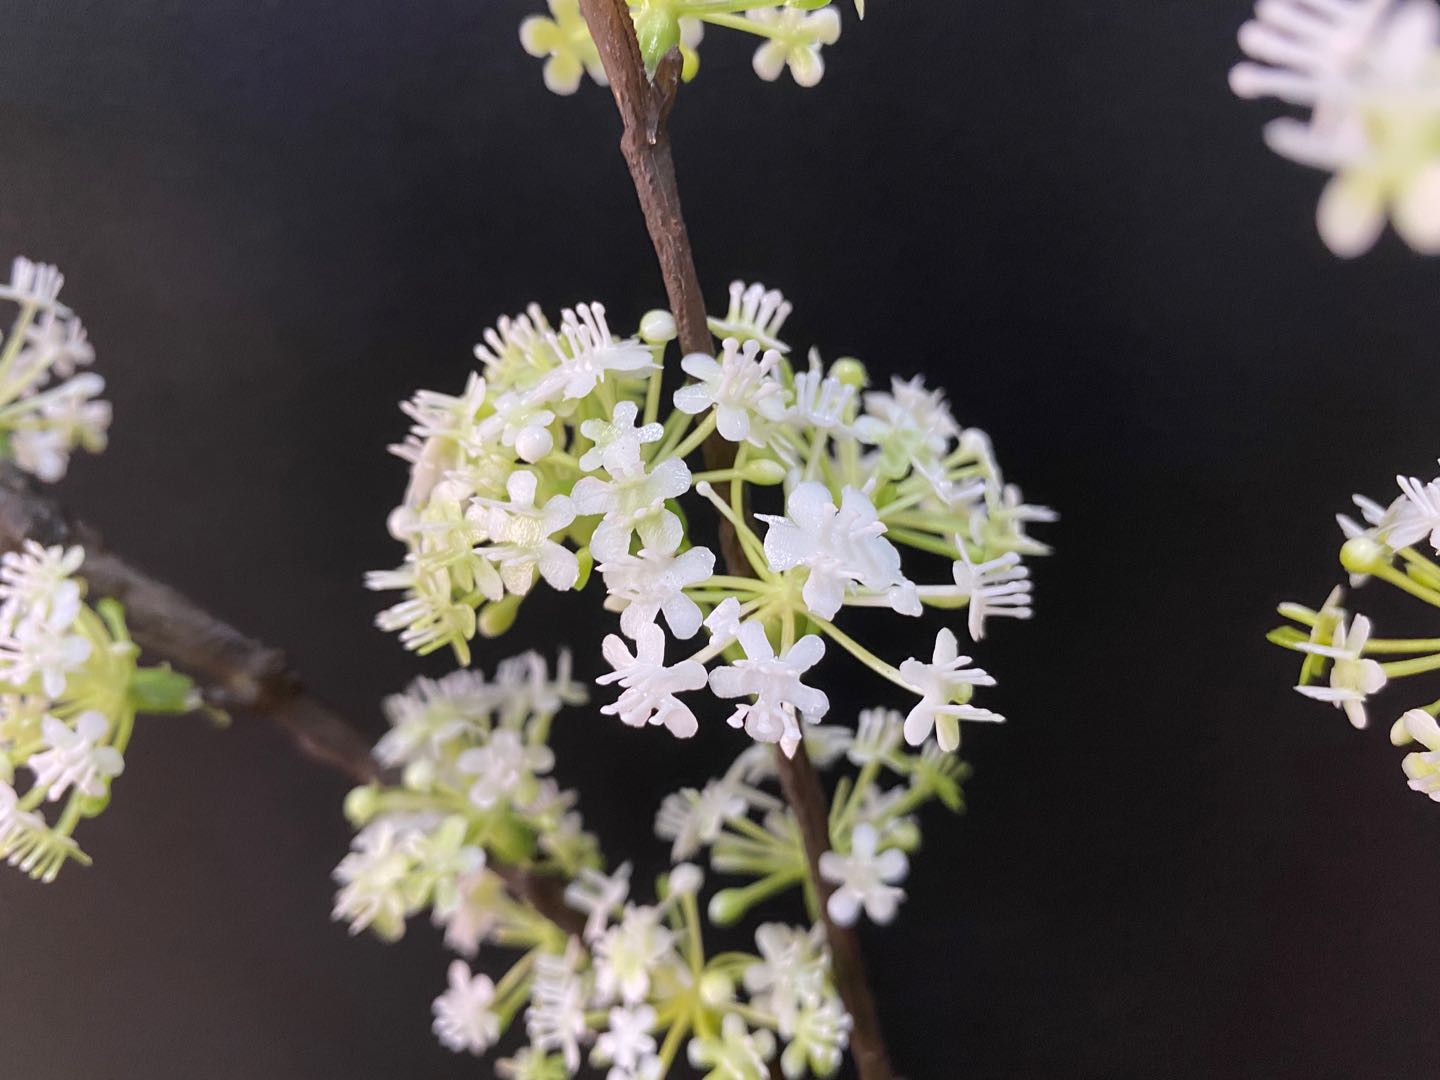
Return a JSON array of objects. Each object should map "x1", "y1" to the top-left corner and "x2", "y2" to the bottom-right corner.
[
  {"x1": 337, "y1": 652, "x2": 879, "y2": 1078},
  {"x1": 1231, "y1": 0, "x2": 1440, "y2": 256},
  {"x1": 0, "y1": 257, "x2": 110, "y2": 481},
  {"x1": 368, "y1": 281, "x2": 1052, "y2": 761},
  {"x1": 0, "y1": 541, "x2": 195, "y2": 881},
  {"x1": 520, "y1": 0, "x2": 860, "y2": 94},
  {"x1": 1271, "y1": 464, "x2": 1440, "y2": 801}
]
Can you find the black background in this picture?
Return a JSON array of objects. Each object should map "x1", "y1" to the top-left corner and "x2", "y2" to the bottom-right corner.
[{"x1": 2, "y1": 2, "x2": 1440, "y2": 1077}]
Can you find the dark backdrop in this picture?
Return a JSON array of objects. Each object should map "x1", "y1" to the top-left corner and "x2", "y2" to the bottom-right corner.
[{"x1": 2, "y1": 2, "x2": 1439, "y2": 1077}]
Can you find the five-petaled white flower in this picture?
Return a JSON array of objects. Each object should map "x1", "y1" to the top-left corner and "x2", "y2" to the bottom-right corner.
[
  {"x1": 519, "y1": 0, "x2": 607, "y2": 96},
  {"x1": 457, "y1": 728, "x2": 555, "y2": 809},
  {"x1": 600, "y1": 544, "x2": 715, "y2": 639},
  {"x1": 538, "y1": 304, "x2": 656, "y2": 401},
  {"x1": 598, "y1": 624, "x2": 709, "y2": 738},
  {"x1": 708, "y1": 281, "x2": 793, "y2": 353},
  {"x1": 593, "y1": 904, "x2": 676, "y2": 1005},
  {"x1": 688, "y1": 1013, "x2": 777, "y2": 1079},
  {"x1": 899, "y1": 628, "x2": 1002, "y2": 752},
  {"x1": 748, "y1": 6, "x2": 843, "y2": 88},
  {"x1": 1385, "y1": 471, "x2": 1440, "y2": 552},
  {"x1": 789, "y1": 349, "x2": 855, "y2": 430},
  {"x1": 579, "y1": 400, "x2": 663, "y2": 476},
  {"x1": 673, "y1": 337, "x2": 787, "y2": 445},
  {"x1": 818, "y1": 823, "x2": 908, "y2": 926},
  {"x1": 854, "y1": 375, "x2": 959, "y2": 478},
  {"x1": 594, "y1": 1005, "x2": 658, "y2": 1072},
  {"x1": 950, "y1": 548, "x2": 1033, "y2": 641},
  {"x1": 1295, "y1": 612, "x2": 1387, "y2": 728},
  {"x1": 27, "y1": 712, "x2": 122, "y2": 801},
  {"x1": 432, "y1": 959, "x2": 501, "y2": 1055},
  {"x1": 760, "y1": 482, "x2": 917, "y2": 620},
  {"x1": 469, "y1": 470, "x2": 579, "y2": 596},
  {"x1": 572, "y1": 456, "x2": 691, "y2": 563},
  {"x1": 564, "y1": 861, "x2": 632, "y2": 942},
  {"x1": 654, "y1": 778, "x2": 748, "y2": 860},
  {"x1": 1397, "y1": 708, "x2": 1440, "y2": 800},
  {"x1": 709, "y1": 620, "x2": 830, "y2": 756}
]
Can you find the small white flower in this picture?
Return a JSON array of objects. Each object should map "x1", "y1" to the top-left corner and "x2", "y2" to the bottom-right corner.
[
  {"x1": 1295, "y1": 612, "x2": 1387, "y2": 728},
  {"x1": 572, "y1": 455, "x2": 692, "y2": 562},
  {"x1": 1396, "y1": 708, "x2": 1440, "y2": 799},
  {"x1": 687, "y1": 1013, "x2": 777, "y2": 1078},
  {"x1": 673, "y1": 337, "x2": 787, "y2": 445},
  {"x1": 470, "y1": 470, "x2": 579, "y2": 596},
  {"x1": 374, "y1": 669, "x2": 493, "y2": 767},
  {"x1": 435, "y1": 869, "x2": 505, "y2": 956},
  {"x1": 709, "y1": 620, "x2": 830, "y2": 756},
  {"x1": 579, "y1": 400, "x2": 664, "y2": 475},
  {"x1": 600, "y1": 544, "x2": 715, "y2": 639},
  {"x1": 432, "y1": 959, "x2": 501, "y2": 1055},
  {"x1": 748, "y1": 6, "x2": 842, "y2": 88},
  {"x1": 23, "y1": 309, "x2": 94, "y2": 377},
  {"x1": 527, "y1": 944, "x2": 589, "y2": 1073},
  {"x1": 950, "y1": 548, "x2": 1033, "y2": 640},
  {"x1": 27, "y1": 712, "x2": 122, "y2": 801},
  {"x1": 0, "y1": 540, "x2": 83, "y2": 633},
  {"x1": 708, "y1": 281, "x2": 793, "y2": 353},
  {"x1": 594, "y1": 1005, "x2": 658, "y2": 1072},
  {"x1": 655, "y1": 778, "x2": 747, "y2": 860},
  {"x1": 2, "y1": 257, "x2": 65, "y2": 306},
  {"x1": 818, "y1": 823, "x2": 908, "y2": 926},
  {"x1": 564, "y1": 862, "x2": 632, "y2": 942},
  {"x1": 331, "y1": 816, "x2": 422, "y2": 941},
  {"x1": 598, "y1": 625, "x2": 709, "y2": 738},
  {"x1": 476, "y1": 389, "x2": 556, "y2": 463},
  {"x1": 782, "y1": 995, "x2": 852, "y2": 1079},
  {"x1": 789, "y1": 349, "x2": 855, "y2": 430},
  {"x1": 760, "y1": 482, "x2": 917, "y2": 620},
  {"x1": 537, "y1": 304, "x2": 655, "y2": 401},
  {"x1": 899, "y1": 628, "x2": 1002, "y2": 752},
  {"x1": 854, "y1": 375, "x2": 959, "y2": 478},
  {"x1": 520, "y1": 0, "x2": 607, "y2": 96},
  {"x1": 594, "y1": 904, "x2": 676, "y2": 1005},
  {"x1": 704, "y1": 596, "x2": 744, "y2": 644},
  {"x1": 457, "y1": 729, "x2": 555, "y2": 809},
  {"x1": 743, "y1": 922, "x2": 830, "y2": 1026},
  {"x1": 1385, "y1": 472, "x2": 1440, "y2": 552},
  {"x1": 847, "y1": 707, "x2": 905, "y2": 766}
]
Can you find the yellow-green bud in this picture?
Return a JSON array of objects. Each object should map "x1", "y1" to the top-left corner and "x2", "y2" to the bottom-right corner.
[
  {"x1": 479, "y1": 594, "x2": 522, "y2": 638},
  {"x1": 1340, "y1": 536, "x2": 1389, "y2": 576},
  {"x1": 742, "y1": 459, "x2": 788, "y2": 486},
  {"x1": 707, "y1": 887, "x2": 749, "y2": 927},
  {"x1": 699, "y1": 971, "x2": 735, "y2": 1007},
  {"x1": 830, "y1": 357, "x2": 869, "y2": 389},
  {"x1": 574, "y1": 547, "x2": 594, "y2": 591},
  {"x1": 634, "y1": 9, "x2": 681, "y2": 74},
  {"x1": 344, "y1": 784, "x2": 382, "y2": 826}
]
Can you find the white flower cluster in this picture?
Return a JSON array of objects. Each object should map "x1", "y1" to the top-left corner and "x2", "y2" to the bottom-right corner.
[
  {"x1": 1230, "y1": 0, "x2": 1440, "y2": 256},
  {"x1": 659, "y1": 707, "x2": 967, "y2": 932},
  {"x1": 371, "y1": 281, "x2": 1052, "y2": 761},
  {"x1": 520, "y1": 0, "x2": 860, "y2": 95},
  {"x1": 1271, "y1": 462, "x2": 1440, "y2": 801},
  {"x1": 0, "y1": 541, "x2": 194, "y2": 881},
  {"x1": 334, "y1": 652, "x2": 595, "y2": 944},
  {"x1": 339, "y1": 653, "x2": 857, "y2": 1078},
  {"x1": 0, "y1": 257, "x2": 110, "y2": 481}
]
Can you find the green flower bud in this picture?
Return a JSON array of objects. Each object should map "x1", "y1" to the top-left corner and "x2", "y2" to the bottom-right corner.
[
  {"x1": 1340, "y1": 536, "x2": 1390, "y2": 576},
  {"x1": 634, "y1": 8, "x2": 681, "y2": 75},
  {"x1": 742, "y1": 458, "x2": 788, "y2": 486},
  {"x1": 707, "y1": 887, "x2": 749, "y2": 927},
  {"x1": 344, "y1": 784, "x2": 382, "y2": 826},
  {"x1": 479, "y1": 594, "x2": 522, "y2": 638},
  {"x1": 830, "y1": 357, "x2": 869, "y2": 389},
  {"x1": 699, "y1": 970, "x2": 736, "y2": 1007}
]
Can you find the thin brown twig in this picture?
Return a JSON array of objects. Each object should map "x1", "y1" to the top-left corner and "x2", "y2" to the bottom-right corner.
[
  {"x1": 0, "y1": 467, "x2": 585, "y2": 938},
  {"x1": 575, "y1": 3, "x2": 895, "y2": 1075}
]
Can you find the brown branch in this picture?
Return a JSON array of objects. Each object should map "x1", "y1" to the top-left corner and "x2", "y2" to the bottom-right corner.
[
  {"x1": 0, "y1": 467, "x2": 585, "y2": 939},
  {"x1": 576, "y1": 4, "x2": 895, "y2": 1076}
]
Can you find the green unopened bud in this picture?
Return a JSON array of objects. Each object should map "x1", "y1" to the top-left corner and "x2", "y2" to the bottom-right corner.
[
  {"x1": 129, "y1": 665, "x2": 200, "y2": 714},
  {"x1": 1392, "y1": 714, "x2": 1415, "y2": 747},
  {"x1": 344, "y1": 784, "x2": 382, "y2": 826},
  {"x1": 479, "y1": 594, "x2": 522, "y2": 638},
  {"x1": 640, "y1": 309, "x2": 677, "y2": 344},
  {"x1": 742, "y1": 459, "x2": 788, "y2": 486},
  {"x1": 1340, "y1": 536, "x2": 1390, "y2": 576},
  {"x1": 77, "y1": 790, "x2": 112, "y2": 818},
  {"x1": 404, "y1": 758, "x2": 435, "y2": 791},
  {"x1": 634, "y1": 9, "x2": 681, "y2": 75},
  {"x1": 488, "y1": 815, "x2": 539, "y2": 864},
  {"x1": 699, "y1": 970, "x2": 735, "y2": 1007},
  {"x1": 707, "y1": 887, "x2": 750, "y2": 927},
  {"x1": 830, "y1": 357, "x2": 869, "y2": 389}
]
